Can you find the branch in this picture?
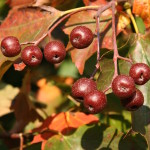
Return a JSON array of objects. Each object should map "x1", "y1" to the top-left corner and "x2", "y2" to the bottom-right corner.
[{"x1": 21, "y1": 6, "x2": 99, "y2": 46}]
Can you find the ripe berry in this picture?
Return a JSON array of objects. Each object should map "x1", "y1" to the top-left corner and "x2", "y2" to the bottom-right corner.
[
  {"x1": 72, "y1": 78, "x2": 97, "y2": 98},
  {"x1": 70, "y1": 26, "x2": 93, "y2": 49},
  {"x1": 121, "y1": 88, "x2": 144, "y2": 111},
  {"x1": 129, "y1": 63, "x2": 150, "y2": 85},
  {"x1": 112, "y1": 75, "x2": 135, "y2": 98},
  {"x1": 21, "y1": 45, "x2": 43, "y2": 67},
  {"x1": 1, "y1": 36, "x2": 21, "y2": 57},
  {"x1": 44, "y1": 41, "x2": 66, "y2": 64},
  {"x1": 83, "y1": 90, "x2": 107, "y2": 114}
]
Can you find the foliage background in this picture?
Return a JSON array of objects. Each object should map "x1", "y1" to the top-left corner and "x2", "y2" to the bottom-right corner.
[{"x1": 0, "y1": 0, "x2": 149, "y2": 149}]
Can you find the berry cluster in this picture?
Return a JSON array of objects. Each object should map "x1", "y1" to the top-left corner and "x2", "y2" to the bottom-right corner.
[
  {"x1": 1, "y1": 25, "x2": 150, "y2": 114},
  {"x1": 71, "y1": 63, "x2": 150, "y2": 114},
  {"x1": 1, "y1": 36, "x2": 66, "y2": 66},
  {"x1": 112, "y1": 63, "x2": 150, "y2": 111},
  {"x1": 0, "y1": 26, "x2": 93, "y2": 67},
  {"x1": 72, "y1": 78, "x2": 107, "y2": 114}
]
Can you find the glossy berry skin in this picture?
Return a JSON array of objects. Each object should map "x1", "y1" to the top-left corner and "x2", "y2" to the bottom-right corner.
[
  {"x1": 129, "y1": 63, "x2": 150, "y2": 85},
  {"x1": 1, "y1": 36, "x2": 21, "y2": 57},
  {"x1": 70, "y1": 26, "x2": 93, "y2": 49},
  {"x1": 83, "y1": 90, "x2": 107, "y2": 114},
  {"x1": 21, "y1": 46, "x2": 43, "y2": 67},
  {"x1": 72, "y1": 78, "x2": 97, "y2": 98},
  {"x1": 44, "y1": 41, "x2": 66, "y2": 64},
  {"x1": 121, "y1": 88, "x2": 144, "y2": 111},
  {"x1": 112, "y1": 75, "x2": 135, "y2": 98}
]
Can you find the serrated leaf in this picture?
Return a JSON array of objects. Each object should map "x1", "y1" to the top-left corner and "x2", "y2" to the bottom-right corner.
[
  {"x1": 97, "y1": 54, "x2": 114, "y2": 93},
  {"x1": 44, "y1": 124, "x2": 147, "y2": 150},
  {"x1": 8, "y1": 0, "x2": 79, "y2": 10},
  {"x1": 31, "y1": 112, "x2": 99, "y2": 150},
  {"x1": 63, "y1": 10, "x2": 130, "y2": 74},
  {"x1": 0, "y1": 7, "x2": 62, "y2": 79},
  {"x1": 117, "y1": 32, "x2": 150, "y2": 147}
]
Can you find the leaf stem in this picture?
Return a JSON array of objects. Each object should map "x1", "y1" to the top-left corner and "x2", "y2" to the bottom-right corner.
[
  {"x1": 62, "y1": 6, "x2": 99, "y2": 16},
  {"x1": 124, "y1": 2, "x2": 139, "y2": 34}
]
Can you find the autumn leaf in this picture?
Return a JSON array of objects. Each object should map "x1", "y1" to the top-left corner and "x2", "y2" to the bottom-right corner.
[
  {"x1": 7, "y1": 0, "x2": 79, "y2": 10},
  {"x1": 0, "y1": 7, "x2": 61, "y2": 79},
  {"x1": 132, "y1": 0, "x2": 150, "y2": 28},
  {"x1": 36, "y1": 78, "x2": 62, "y2": 104},
  {"x1": 44, "y1": 124, "x2": 147, "y2": 150},
  {"x1": 6, "y1": 0, "x2": 35, "y2": 7},
  {"x1": 63, "y1": 10, "x2": 130, "y2": 74},
  {"x1": 13, "y1": 58, "x2": 26, "y2": 71},
  {"x1": 31, "y1": 112, "x2": 99, "y2": 146},
  {"x1": 9, "y1": 71, "x2": 43, "y2": 133},
  {"x1": 83, "y1": 0, "x2": 108, "y2": 6}
]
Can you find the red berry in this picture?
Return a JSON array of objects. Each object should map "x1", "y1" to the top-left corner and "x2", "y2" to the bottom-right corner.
[
  {"x1": 1, "y1": 36, "x2": 21, "y2": 57},
  {"x1": 44, "y1": 41, "x2": 66, "y2": 64},
  {"x1": 129, "y1": 63, "x2": 150, "y2": 85},
  {"x1": 21, "y1": 45, "x2": 43, "y2": 67},
  {"x1": 72, "y1": 78, "x2": 97, "y2": 98},
  {"x1": 84, "y1": 90, "x2": 107, "y2": 114},
  {"x1": 121, "y1": 88, "x2": 144, "y2": 111},
  {"x1": 70, "y1": 26, "x2": 93, "y2": 49},
  {"x1": 112, "y1": 75, "x2": 135, "y2": 98}
]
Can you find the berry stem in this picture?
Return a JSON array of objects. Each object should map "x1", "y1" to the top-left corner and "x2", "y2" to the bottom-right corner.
[
  {"x1": 95, "y1": 16, "x2": 100, "y2": 61},
  {"x1": 95, "y1": 1, "x2": 116, "y2": 18},
  {"x1": 90, "y1": 0, "x2": 117, "y2": 79},
  {"x1": 62, "y1": 6, "x2": 99, "y2": 15},
  {"x1": 112, "y1": 0, "x2": 119, "y2": 79}
]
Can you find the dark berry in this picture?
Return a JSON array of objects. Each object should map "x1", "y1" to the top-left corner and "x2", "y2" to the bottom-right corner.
[
  {"x1": 44, "y1": 41, "x2": 66, "y2": 64},
  {"x1": 121, "y1": 88, "x2": 144, "y2": 111},
  {"x1": 70, "y1": 26, "x2": 93, "y2": 49},
  {"x1": 84, "y1": 90, "x2": 107, "y2": 114},
  {"x1": 21, "y1": 45, "x2": 43, "y2": 67},
  {"x1": 129, "y1": 63, "x2": 150, "y2": 85},
  {"x1": 112, "y1": 75, "x2": 135, "y2": 98},
  {"x1": 72, "y1": 78, "x2": 97, "y2": 98},
  {"x1": 1, "y1": 36, "x2": 21, "y2": 57}
]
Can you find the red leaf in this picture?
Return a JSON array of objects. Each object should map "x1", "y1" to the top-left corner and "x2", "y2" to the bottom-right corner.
[
  {"x1": 31, "y1": 112, "x2": 99, "y2": 144},
  {"x1": 13, "y1": 58, "x2": 26, "y2": 71},
  {"x1": 7, "y1": 0, "x2": 78, "y2": 9},
  {"x1": 83, "y1": 0, "x2": 107, "y2": 6},
  {"x1": 0, "y1": 7, "x2": 61, "y2": 79},
  {"x1": 63, "y1": 10, "x2": 130, "y2": 74},
  {"x1": 6, "y1": 0, "x2": 34, "y2": 7}
]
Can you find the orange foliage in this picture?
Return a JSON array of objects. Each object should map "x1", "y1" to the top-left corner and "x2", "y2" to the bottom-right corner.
[{"x1": 31, "y1": 112, "x2": 99, "y2": 147}]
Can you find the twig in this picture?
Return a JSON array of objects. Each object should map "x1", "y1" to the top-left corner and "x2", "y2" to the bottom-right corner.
[
  {"x1": 19, "y1": 133, "x2": 23, "y2": 150},
  {"x1": 67, "y1": 95, "x2": 81, "y2": 107}
]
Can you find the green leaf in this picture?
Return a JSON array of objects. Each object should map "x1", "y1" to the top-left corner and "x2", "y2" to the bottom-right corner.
[
  {"x1": 135, "y1": 16, "x2": 146, "y2": 34},
  {"x1": 100, "y1": 93, "x2": 131, "y2": 132},
  {"x1": 119, "y1": 133, "x2": 148, "y2": 150},
  {"x1": 97, "y1": 52, "x2": 114, "y2": 93},
  {"x1": 44, "y1": 124, "x2": 118, "y2": 150},
  {"x1": 118, "y1": 33, "x2": 150, "y2": 147},
  {"x1": 44, "y1": 124, "x2": 147, "y2": 150}
]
